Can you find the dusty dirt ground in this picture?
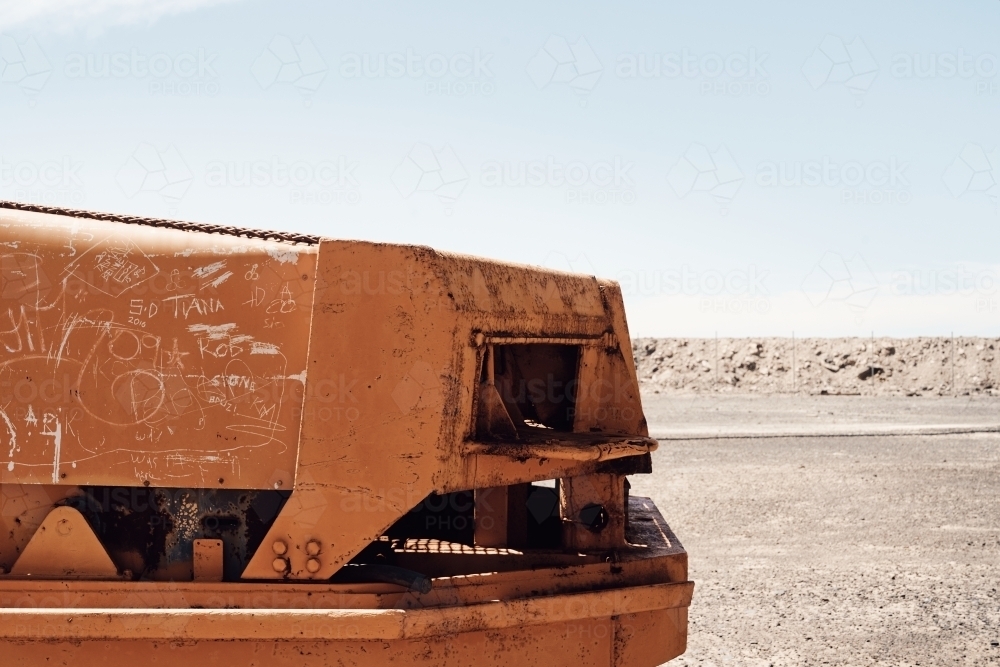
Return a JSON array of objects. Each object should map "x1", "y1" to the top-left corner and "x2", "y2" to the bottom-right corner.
[
  {"x1": 641, "y1": 394, "x2": 1000, "y2": 438},
  {"x1": 631, "y1": 394, "x2": 1000, "y2": 666},
  {"x1": 633, "y1": 337, "x2": 1000, "y2": 397}
]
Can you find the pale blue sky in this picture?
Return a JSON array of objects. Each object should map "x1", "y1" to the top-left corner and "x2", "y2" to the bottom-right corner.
[{"x1": 1, "y1": 0, "x2": 998, "y2": 336}]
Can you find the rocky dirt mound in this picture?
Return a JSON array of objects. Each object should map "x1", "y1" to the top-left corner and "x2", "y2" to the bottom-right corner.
[{"x1": 632, "y1": 337, "x2": 1000, "y2": 396}]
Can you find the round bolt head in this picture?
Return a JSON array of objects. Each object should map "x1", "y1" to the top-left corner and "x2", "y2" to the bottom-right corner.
[
  {"x1": 305, "y1": 540, "x2": 321, "y2": 556},
  {"x1": 272, "y1": 557, "x2": 288, "y2": 573},
  {"x1": 579, "y1": 503, "x2": 609, "y2": 532},
  {"x1": 272, "y1": 540, "x2": 288, "y2": 555},
  {"x1": 306, "y1": 558, "x2": 321, "y2": 573}
]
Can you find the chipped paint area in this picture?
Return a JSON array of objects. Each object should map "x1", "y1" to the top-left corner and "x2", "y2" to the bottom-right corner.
[
  {"x1": 0, "y1": 211, "x2": 317, "y2": 489},
  {"x1": 267, "y1": 247, "x2": 301, "y2": 264}
]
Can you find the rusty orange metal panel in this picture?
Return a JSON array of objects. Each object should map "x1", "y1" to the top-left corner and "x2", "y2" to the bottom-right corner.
[
  {"x1": 0, "y1": 209, "x2": 316, "y2": 490},
  {"x1": 0, "y1": 581, "x2": 693, "y2": 640},
  {"x1": 0, "y1": 203, "x2": 691, "y2": 665}
]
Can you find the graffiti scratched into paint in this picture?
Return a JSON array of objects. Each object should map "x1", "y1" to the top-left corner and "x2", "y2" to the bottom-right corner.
[{"x1": 0, "y1": 214, "x2": 316, "y2": 489}]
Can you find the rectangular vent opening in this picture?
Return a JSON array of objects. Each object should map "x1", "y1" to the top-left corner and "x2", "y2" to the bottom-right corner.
[{"x1": 476, "y1": 343, "x2": 579, "y2": 439}]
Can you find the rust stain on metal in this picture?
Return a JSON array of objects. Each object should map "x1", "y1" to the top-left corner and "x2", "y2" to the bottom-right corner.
[{"x1": 0, "y1": 202, "x2": 691, "y2": 665}]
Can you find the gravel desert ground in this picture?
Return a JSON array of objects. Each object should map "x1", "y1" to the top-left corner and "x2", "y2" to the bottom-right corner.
[{"x1": 632, "y1": 393, "x2": 1000, "y2": 666}]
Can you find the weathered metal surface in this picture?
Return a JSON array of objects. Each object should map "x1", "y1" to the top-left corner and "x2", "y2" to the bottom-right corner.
[
  {"x1": 464, "y1": 434, "x2": 657, "y2": 461},
  {"x1": 0, "y1": 582, "x2": 693, "y2": 640},
  {"x1": 0, "y1": 207, "x2": 315, "y2": 490},
  {"x1": 7, "y1": 505, "x2": 117, "y2": 578},
  {"x1": 0, "y1": 204, "x2": 690, "y2": 664},
  {"x1": 0, "y1": 617, "x2": 682, "y2": 667},
  {"x1": 242, "y1": 240, "x2": 651, "y2": 580},
  {"x1": 0, "y1": 497, "x2": 689, "y2": 665}
]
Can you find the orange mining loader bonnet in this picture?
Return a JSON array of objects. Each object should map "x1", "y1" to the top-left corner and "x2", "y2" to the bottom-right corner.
[{"x1": 0, "y1": 201, "x2": 691, "y2": 665}]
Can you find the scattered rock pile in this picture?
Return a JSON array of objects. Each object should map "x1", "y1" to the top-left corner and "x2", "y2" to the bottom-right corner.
[{"x1": 632, "y1": 337, "x2": 1000, "y2": 396}]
